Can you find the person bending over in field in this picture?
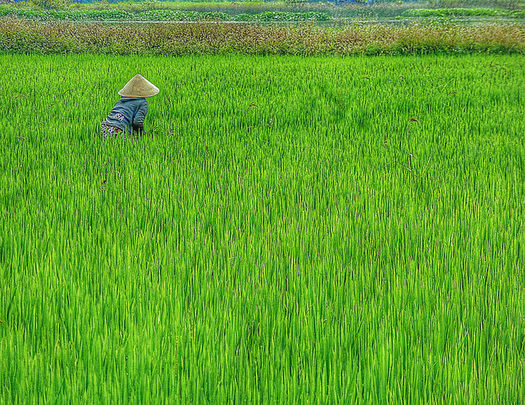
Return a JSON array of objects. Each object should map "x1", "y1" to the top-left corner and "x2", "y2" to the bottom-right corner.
[{"x1": 101, "y1": 74, "x2": 159, "y2": 138}]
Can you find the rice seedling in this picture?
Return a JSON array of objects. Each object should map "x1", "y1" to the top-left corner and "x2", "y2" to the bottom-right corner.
[{"x1": 0, "y1": 53, "x2": 524, "y2": 403}]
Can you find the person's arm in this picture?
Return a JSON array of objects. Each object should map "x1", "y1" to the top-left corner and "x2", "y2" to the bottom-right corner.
[{"x1": 132, "y1": 100, "x2": 148, "y2": 135}]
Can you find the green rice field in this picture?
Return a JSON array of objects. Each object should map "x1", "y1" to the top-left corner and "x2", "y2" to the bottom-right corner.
[{"x1": 0, "y1": 54, "x2": 524, "y2": 403}]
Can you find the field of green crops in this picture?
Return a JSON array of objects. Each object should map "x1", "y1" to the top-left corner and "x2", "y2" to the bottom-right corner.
[
  {"x1": 405, "y1": 7, "x2": 525, "y2": 18},
  {"x1": 1, "y1": 53, "x2": 524, "y2": 403}
]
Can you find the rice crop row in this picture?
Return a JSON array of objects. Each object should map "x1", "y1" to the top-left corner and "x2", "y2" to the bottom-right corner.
[
  {"x1": 1, "y1": 19, "x2": 524, "y2": 55},
  {"x1": 0, "y1": 53, "x2": 524, "y2": 403},
  {"x1": 0, "y1": 7, "x2": 331, "y2": 22},
  {"x1": 404, "y1": 7, "x2": 525, "y2": 18}
]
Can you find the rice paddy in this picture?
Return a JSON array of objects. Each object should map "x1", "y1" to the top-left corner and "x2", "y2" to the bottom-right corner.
[{"x1": 0, "y1": 53, "x2": 524, "y2": 403}]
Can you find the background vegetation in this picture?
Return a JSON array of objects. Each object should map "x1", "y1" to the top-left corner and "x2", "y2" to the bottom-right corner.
[
  {"x1": 2, "y1": 0, "x2": 524, "y2": 21},
  {"x1": 1, "y1": 19, "x2": 523, "y2": 55}
]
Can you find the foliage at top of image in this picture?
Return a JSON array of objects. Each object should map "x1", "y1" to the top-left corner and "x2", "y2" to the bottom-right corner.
[
  {"x1": 16, "y1": 0, "x2": 525, "y2": 12},
  {"x1": 0, "y1": 6, "x2": 332, "y2": 20},
  {"x1": 3, "y1": 0, "x2": 524, "y2": 20},
  {"x1": 0, "y1": 1, "x2": 520, "y2": 26}
]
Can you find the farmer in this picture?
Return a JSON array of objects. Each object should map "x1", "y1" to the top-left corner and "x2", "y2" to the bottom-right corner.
[{"x1": 101, "y1": 74, "x2": 159, "y2": 138}]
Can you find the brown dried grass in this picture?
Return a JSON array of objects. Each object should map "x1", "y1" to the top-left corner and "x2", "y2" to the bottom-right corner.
[{"x1": 0, "y1": 18, "x2": 523, "y2": 55}]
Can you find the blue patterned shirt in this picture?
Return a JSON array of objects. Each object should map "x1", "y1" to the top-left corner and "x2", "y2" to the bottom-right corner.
[{"x1": 104, "y1": 97, "x2": 148, "y2": 132}]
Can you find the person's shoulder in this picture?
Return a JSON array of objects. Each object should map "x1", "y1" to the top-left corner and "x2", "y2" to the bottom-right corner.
[{"x1": 135, "y1": 97, "x2": 148, "y2": 106}]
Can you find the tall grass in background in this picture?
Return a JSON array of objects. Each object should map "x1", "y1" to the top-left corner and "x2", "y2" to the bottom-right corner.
[
  {"x1": 0, "y1": 54, "x2": 524, "y2": 402},
  {"x1": 1, "y1": 19, "x2": 524, "y2": 54}
]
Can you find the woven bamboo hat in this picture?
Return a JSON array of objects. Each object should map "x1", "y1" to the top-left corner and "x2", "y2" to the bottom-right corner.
[{"x1": 118, "y1": 74, "x2": 159, "y2": 98}]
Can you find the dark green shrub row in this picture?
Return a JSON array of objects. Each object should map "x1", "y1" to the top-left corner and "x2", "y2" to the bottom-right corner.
[
  {"x1": 134, "y1": 10, "x2": 230, "y2": 21},
  {"x1": 0, "y1": 7, "x2": 331, "y2": 22},
  {"x1": 0, "y1": 8, "x2": 134, "y2": 20},
  {"x1": 235, "y1": 11, "x2": 330, "y2": 22},
  {"x1": 405, "y1": 8, "x2": 525, "y2": 18}
]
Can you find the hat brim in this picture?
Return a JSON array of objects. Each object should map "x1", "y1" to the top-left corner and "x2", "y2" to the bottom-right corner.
[{"x1": 118, "y1": 88, "x2": 159, "y2": 98}]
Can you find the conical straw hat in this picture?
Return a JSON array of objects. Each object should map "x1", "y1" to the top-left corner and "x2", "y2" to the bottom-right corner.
[{"x1": 118, "y1": 74, "x2": 159, "y2": 98}]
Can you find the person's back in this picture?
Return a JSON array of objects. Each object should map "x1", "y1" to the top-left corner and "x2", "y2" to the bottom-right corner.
[
  {"x1": 105, "y1": 97, "x2": 148, "y2": 135},
  {"x1": 101, "y1": 74, "x2": 159, "y2": 138}
]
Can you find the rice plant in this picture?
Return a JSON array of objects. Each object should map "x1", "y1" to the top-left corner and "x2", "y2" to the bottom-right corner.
[{"x1": 0, "y1": 53, "x2": 524, "y2": 403}]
